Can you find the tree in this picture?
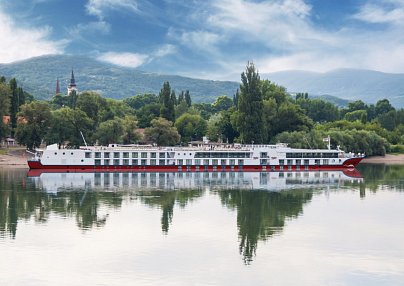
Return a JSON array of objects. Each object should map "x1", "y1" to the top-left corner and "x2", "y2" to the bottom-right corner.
[
  {"x1": 76, "y1": 91, "x2": 109, "y2": 127},
  {"x1": 121, "y1": 115, "x2": 141, "y2": 144},
  {"x1": 123, "y1": 93, "x2": 159, "y2": 110},
  {"x1": 375, "y1": 99, "x2": 394, "y2": 116},
  {"x1": 15, "y1": 102, "x2": 52, "y2": 149},
  {"x1": 144, "y1": 117, "x2": 180, "y2": 146},
  {"x1": 159, "y1": 82, "x2": 175, "y2": 122},
  {"x1": 237, "y1": 62, "x2": 265, "y2": 144},
  {"x1": 175, "y1": 113, "x2": 207, "y2": 143},
  {"x1": 207, "y1": 113, "x2": 223, "y2": 142},
  {"x1": 212, "y1": 95, "x2": 233, "y2": 112},
  {"x1": 136, "y1": 103, "x2": 161, "y2": 128},
  {"x1": 0, "y1": 82, "x2": 11, "y2": 140},
  {"x1": 95, "y1": 118, "x2": 124, "y2": 145},
  {"x1": 185, "y1": 90, "x2": 192, "y2": 107}
]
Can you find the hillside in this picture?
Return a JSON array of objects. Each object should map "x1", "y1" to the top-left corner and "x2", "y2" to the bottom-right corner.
[
  {"x1": 0, "y1": 55, "x2": 239, "y2": 102},
  {"x1": 264, "y1": 69, "x2": 404, "y2": 107}
]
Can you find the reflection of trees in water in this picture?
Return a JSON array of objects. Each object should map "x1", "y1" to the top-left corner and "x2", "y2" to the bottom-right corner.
[
  {"x1": 219, "y1": 189, "x2": 313, "y2": 264},
  {"x1": 357, "y1": 164, "x2": 404, "y2": 191},
  {"x1": 139, "y1": 189, "x2": 203, "y2": 233},
  {"x1": 0, "y1": 170, "x2": 123, "y2": 238}
]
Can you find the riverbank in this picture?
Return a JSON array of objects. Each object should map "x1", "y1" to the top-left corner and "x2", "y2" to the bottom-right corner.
[{"x1": 360, "y1": 154, "x2": 404, "y2": 165}]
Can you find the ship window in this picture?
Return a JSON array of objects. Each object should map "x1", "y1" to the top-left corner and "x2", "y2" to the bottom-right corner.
[
  {"x1": 95, "y1": 152, "x2": 101, "y2": 158},
  {"x1": 296, "y1": 159, "x2": 301, "y2": 165},
  {"x1": 221, "y1": 159, "x2": 226, "y2": 166},
  {"x1": 203, "y1": 159, "x2": 209, "y2": 165},
  {"x1": 141, "y1": 152, "x2": 147, "y2": 158},
  {"x1": 141, "y1": 159, "x2": 147, "y2": 165},
  {"x1": 260, "y1": 159, "x2": 267, "y2": 165},
  {"x1": 104, "y1": 152, "x2": 110, "y2": 158},
  {"x1": 287, "y1": 159, "x2": 293, "y2": 165},
  {"x1": 304, "y1": 159, "x2": 309, "y2": 165},
  {"x1": 159, "y1": 160, "x2": 165, "y2": 165},
  {"x1": 230, "y1": 159, "x2": 235, "y2": 166},
  {"x1": 132, "y1": 159, "x2": 138, "y2": 165},
  {"x1": 186, "y1": 159, "x2": 192, "y2": 165},
  {"x1": 123, "y1": 152, "x2": 129, "y2": 158},
  {"x1": 150, "y1": 159, "x2": 156, "y2": 165},
  {"x1": 323, "y1": 159, "x2": 329, "y2": 165},
  {"x1": 195, "y1": 159, "x2": 201, "y2": 165},
  {"x1": 71, "y1": 152, "x2": 74, "y2": 155},
  {"x1": 178, "y1": 159, "x2": 183, "y2": 165},
  {"x1": 104, "y1": 159, "x2": 110, "y2": 165},
  {"x1": 85, "y1": 152, "x2": 92, "y2": 158},
  {"x1": 315, "y1": 159, "x2": 320, "y2": 165},
  {"x1": 279, "y1": 159, "x2": 284, "y2": 165},
  {"x1": 212, "y1": 159, "x2": 218, "y2": 165},
  {"x1": 159, "y1": 153, "x2": 165, "y2": 158},
  {"x1": 123, "y1": 159, "x2": 129, "y2": 165},
  {"x1": 113, "y1": 159, "x2": 120, "y2": 165},
  {"x1": 260, "y1": 152, "x2": 267, "y2": 158},
  {"x1": 238, "y1": 159, "x2": 244, "y2": 165},
  {"x1": 151, "y1": 152, "x2": 156, "y2": 158},
  {"x1": 132, "y1": 152, "x2": 138, "y2": 158},
  {"x1": 114, "y1": 152, "x2": 120, "y2": 158},
  {"x1": 95, "y1": 159, "x2": 101, "y2": 165},
  {"x1": 54, "y1": 152, "x2": 57, "y2": 155},
  {"x1": 62, "y1": 152, "x2": 65, "y2": 155}
]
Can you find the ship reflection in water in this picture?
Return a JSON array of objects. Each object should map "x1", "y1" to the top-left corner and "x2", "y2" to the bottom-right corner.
[{"x1": 27, "y1": 169, "x2": 362, "y2": 193}]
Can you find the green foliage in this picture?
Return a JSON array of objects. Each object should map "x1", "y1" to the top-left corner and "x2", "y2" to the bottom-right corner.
[
  {"x1": 297, "y1": 98, "x2": 339, "y2": 122},
  {"x1": 15, "y1": 101, "x2": 52, "y2": 149},
  {"x1": 144, "y1": 117, "x2": 180, "y2": 146},
  {"x1": 123, "y1": 93, "x2": 159, "y2": 110},
  {"x1": 237, "y1": 62, "x2": 265, "y2": 144},
  {"x1": 136, "y1": 103, "x2": 161, "y2": 128},
  {"x1": 159, "y1": 82, "x2": 175, "y2": 122},
  {"x1": 212, "y1": 95, "x2": 233, "y2": 112},
  {"x1": 121, "y1": 115, "x2": 141, "y2": 144},
  {"x1": 175, "y1": 113, "x2": 207, "y2": 143},
  {"x1": 95, "y1": 118, "x2": 125, "y2": 145},
  {"x1": 0, "y1": 82, "x2": 11, "y2": 140},
  {"x1": 344, "y1": 110, "x2": 367, "y2": 123}
]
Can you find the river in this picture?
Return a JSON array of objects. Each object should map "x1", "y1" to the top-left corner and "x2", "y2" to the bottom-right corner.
[{"x1": 0, "y1": 165, "x2": 403, "y2": 285}]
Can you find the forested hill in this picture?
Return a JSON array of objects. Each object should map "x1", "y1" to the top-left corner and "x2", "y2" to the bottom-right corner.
[
  {"x1": 0, "y1": 55, "x2": 239, "y2": 102},
  {"x1": 264, "y1": 69, "x2": 404, "y2": 108}
]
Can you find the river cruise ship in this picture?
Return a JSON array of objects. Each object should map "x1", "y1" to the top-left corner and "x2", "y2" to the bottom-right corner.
[{"x1": 28, "y1": 140, "x2": 364, "y2": 172}]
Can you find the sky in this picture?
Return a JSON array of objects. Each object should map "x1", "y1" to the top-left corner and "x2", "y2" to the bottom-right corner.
[{"x1": 1, "y1": 0, "x2": 404, "y2": 80}]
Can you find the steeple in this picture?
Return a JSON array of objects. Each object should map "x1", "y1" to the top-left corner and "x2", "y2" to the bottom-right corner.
[
  {"x1": 67, "y1": 69, "x2": 78, "y2": 96},
  {"x1": 55, "y1": 78, "x2": 60, "y2": 95}
]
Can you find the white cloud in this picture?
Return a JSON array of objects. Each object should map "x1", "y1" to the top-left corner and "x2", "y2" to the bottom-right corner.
[
  {"x1": 353, "y1": 0, "x2": 404, "y2": 25},
  {"x1": 0, "y1": 9, "x2": 65, "y2": 63},
  {"x1": 154, "y1": 44, "x2": 177, "y2": 57},
  {"x1": 86, "y1": 0, "x2": 139, "y2": 19},
  {"x1": 97, "y1": 51, "x2": 149, "y2": 68}
]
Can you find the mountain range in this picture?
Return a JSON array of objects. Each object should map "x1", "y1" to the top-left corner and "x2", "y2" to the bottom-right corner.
[{"x1": 0, "y1": 55, "x2": 404, "y2": 107}]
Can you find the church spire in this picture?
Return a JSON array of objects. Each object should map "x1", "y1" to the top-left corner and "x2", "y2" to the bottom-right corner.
[
  {"x1": 55, "y1": 78, "x2": 60, "y2": 95},
  {"x1": 67, "y1": 69, "x2": 78, "y2": 96}
]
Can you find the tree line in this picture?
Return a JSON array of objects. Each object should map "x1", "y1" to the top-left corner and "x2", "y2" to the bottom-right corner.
[{"x1": 1, "y1": 62, "x2": 403, "y2": 155}]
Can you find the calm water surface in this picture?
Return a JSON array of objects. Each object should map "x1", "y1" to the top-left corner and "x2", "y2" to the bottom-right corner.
[{"x1": 0, "y1": 165, "x2": 404, "y2": 286}]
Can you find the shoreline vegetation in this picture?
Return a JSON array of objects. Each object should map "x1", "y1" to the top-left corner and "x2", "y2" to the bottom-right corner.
[{"x1": 1, "y1": 147, "x2": 403, "y2": 169}]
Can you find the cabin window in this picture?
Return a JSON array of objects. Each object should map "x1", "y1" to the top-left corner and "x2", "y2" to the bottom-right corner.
[
  {"x1": 260, "y1": 152, "x2": 267, "y2": 158},
  {"x1": 132, "y1": 152, "x2": 138, "y2": 158},
  {"x1": 150, "y1": 159, "x2": 156, "y2": 165},
  {"x1": 141, "y1": 152, "x2": 147, "y2": 158},
  {"x1": 151, "y1": 152, "x2": 156, "y2": 158},
  {"x1": 104, "y1": 159, "x2": 110, "y2": 165},
  {"x1": 178, "y1": 159, "x2": 183, "y2": 165},
  {"x1": 186, "y1": 159, "x2": 192, "y2": 165},
  {"x1": 113, "y1": 159, "x2": 120, "y2": 165},
  {"x1": 304, "y1": 159, "x2": 309, "y2": 165},
  {"x1": 315, "y1": 159, "x2": 320, "y2": 165},
  {"x1": 141, "y1": 159, "x2": 147, "y2": 165},
  {"x1": 279, "y1": 159, "x2": 284, "y2": 165},
  {"x1": 195, "y1": 159, "x2": 201, "y2": 165},
  {"x1": 212, "y1": 159, "x2": 218, "y2": 166},
  {"x1": 221, "y1": 159, "x2": 226, "y2": 166},
  {"x1": 296, "y1": 159, "x2": 301, "y2": 165},
  {"x1": 203, "y1": 159, "x2": 209, "y2": 165},
  {"x1": 238, "y1": 159, "x2": 244, "y2": 165},
  {"x1": 159, "y1": 160, "x2": 165, "y2": 165},
  {"x1": 123, "y1": 159, "x2": 129, "y2": 165},
  {"x1": 95, "y1": 152, "x2": 101, "y2": 158},
  {"x1": 229, "y1": 159, "x2": 235, "y2": 166},
  {"x1": 54, "y1": 152, "x2": 57, "y2": 155},
  {"x1": 159, "y1": 153, "x2": 165, "y2": 158},
  {"x1": 123, "y1": 152, "x2": 129, "y2": 158},
  {"x1": 62, "y1": 152, "x2": 65, "y2": 155},
  {"x1": 114, "y1": 152, "x2": 120, "y2": 158},
  {"x1": 260, "y1": 159, "x2": 267, "y2": 165},
  {"x1": 85, "y1": 152, "x2": 92, "y2": 158},
  {"x1": 323, "y1": 159, "x2": 329, "y2": 165},
  {"x1": 95, "y1": 159, "x2": 101, "y2": 165},
  {"x1": 132, "y1": 159, "x2": 138, "y2": 165},
  {"x1": 104, "y1": 152, "x2": 110, "y2": 158},
  {"x1": 287, "y1": 159, "x2": 293, "y2": 165}
]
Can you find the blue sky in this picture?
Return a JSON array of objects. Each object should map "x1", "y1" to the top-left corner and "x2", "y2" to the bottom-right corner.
[{"x1": 1, "y1": 0, "x2": 404, "y2": 80}]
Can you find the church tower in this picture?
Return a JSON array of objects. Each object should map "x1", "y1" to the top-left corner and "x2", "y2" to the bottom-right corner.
[
  {"x1": 55, "y1": 78, "x2": 60, "y2": 95},
  {"x1": 67, "y1": 69, "x2": 78, "y2": 96}
]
